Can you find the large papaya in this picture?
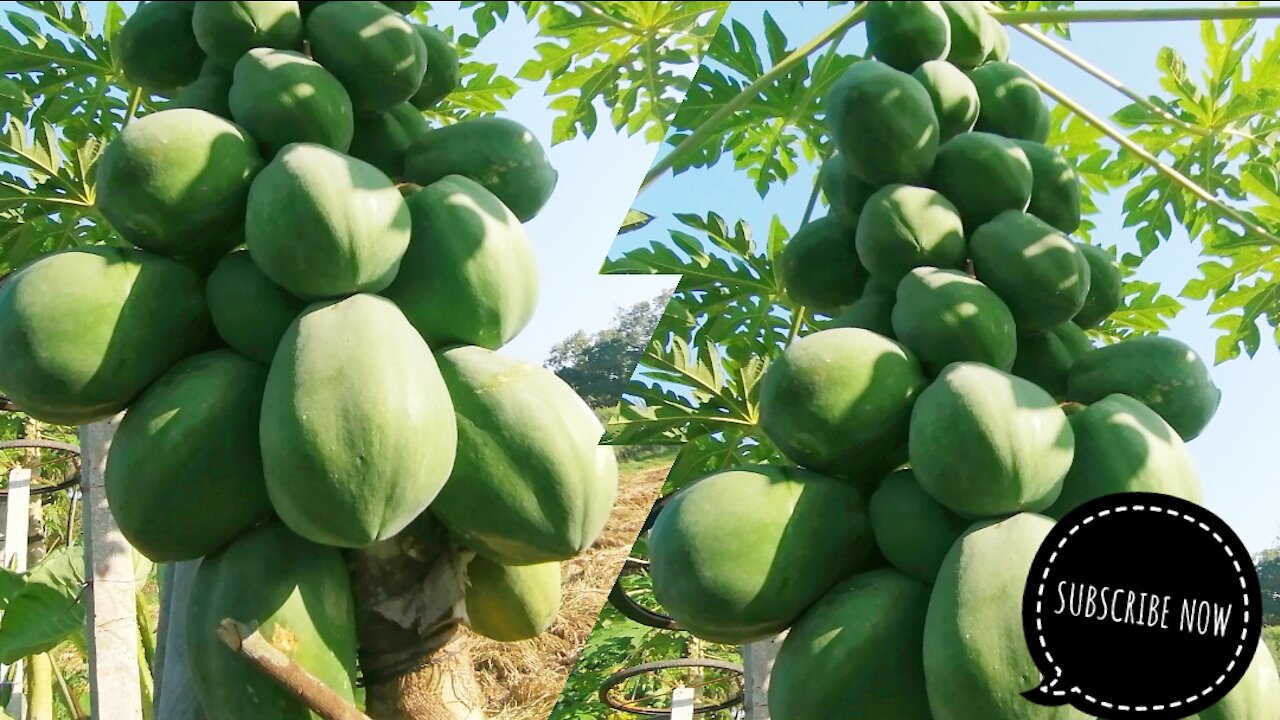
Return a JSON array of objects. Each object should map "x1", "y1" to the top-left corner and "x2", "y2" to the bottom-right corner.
[
  {"x1": 307, "y1": 1, "x2": 428, "y2": 113},
  {"x1": 1072, "y1": 242, "x2": 1123, "y2": 328},
  {"x1": 1046, "y1": 393, "x2": 1201, "y2": 519},
  {"x1": 464, "y1": 555, "x2": 560, "y2": 642},
  {"x1": 940, "y1": 1, "x2": 999, "y2": 69},
  {"x1": 246, "y1": 143, "x2": 410, "y2": 299},
  {"x1": 856, "y1": 184, "x2": 966, "y2": 283},
  {"x1": 759, "y1": 328, "x2": 927, "y2": 488},
  {"x1": 388, "y1": 102, "x2": 430, "y2": 143},
  {"x1": 971, "y1": 210, "x2": 1091, "y2": 333},
  {"x1": 411, "y1": 25, "x2": 460, "y2": 109},
  {"x1": 870, "y1": 469, "x2": 970, "y2": 584},
  {"x1": 206, "y1": 249, "x2": 306, "y2": 365},
  {"x1": 910, "y1": 362, "x2": 1074, "y2": 518},
  {"x1": 229, "y1": 48, "x2": 354, "y2": 156},
  {"x1": 96, "y1": 109, "x2": 263, "y2": 260},
  {"x1": 381, "y1": 0, "x2": 418, "y2": 12},
  {"x1": 260, "y1": 294, "x2": 457, "y2": 547},
  {"x1": 187, "y1": 521, "x2": 358, "y2": 720},
  {"x1": 985, "y1": 14, "x2": 1011, "y2": 63},
  {"x1": 649, "y1": 465, "x2": 875, "y2": 644},
  {"x1": 0, "y1": 247, "x2": 209, "y2": 425},
  {"x1": 1067, "y1": 335, "x2": 1221, "y2": 440},
  {"x1": 866, "y1": 1, "x2": 951, "y2": 72},
  {"x1": 404, "y1": 117, "x2": 558, "y2": 222},
  {"x1": 382, "y1": 176, "x2": 539, "y2": 349},
  {"x1": 430, "y1": 346, "x2": 618, "y2": 565},
  {"x1": 1052, "y1": 320, "x2": 1094, "y2": 358},
  {"x1": 347, "y1": 107, "x2": 416, "y2": 180},
  {"x1": 1014, "y1": 139, "x2": 1081, "y2": 233},
  {"x1": 930, "y1": 131, "x2": 1032, "y2": 230},
  {"x1": 1010, "y1": 329, "x2": 1075, "y2": 399},
  {"x1": 970, "y1": 61, "x2": 1051, "y2": 142},
  {"x1": 169, "y1": 61, "x2": 233, "y2": 119},
  {"x1": 1191, "y1": 640, "x2": 1280, "y2": 720},
  {"x1": 913, "y1": 59, "x2": 980, "y2": 141},
  {"x1": 105, "y1": 351, "x2": 271, "y2": 561},
  {"x1": 826, "y1": 60, "x2": 940, "y2": 186},
  {"x1": 770, "y1": 569, "x2": 933, "y2": 720},
  {"x1": 777, "y1": 216, "x2": 867, "y2": 313},
  {"x1": 891, "y1": 267, "x2": 1017, "y2": 372},
  {"x1": 924, "y1": 513, "x2": 1088, "y2": 720},
  {"x1": 820, "y1": 154, "x2": 877, "y2": 228},
  {"x1": 832, "y1": 284, "x2": 896, "y2": 338},
  {"x1": 118, "y1": 1, "x2": 203, "y2": 91},
  {"x1": 191, "y1": 1, "x2": 303, "y2": 69}
]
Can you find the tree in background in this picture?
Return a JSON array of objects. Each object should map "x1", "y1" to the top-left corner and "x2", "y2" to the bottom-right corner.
[
  {"x1": 1261, "y1": 535, "x2": 1280, "y2": 626},
  {"x1": 547, "y1": 290, "x2": 673, "y2": 409}
]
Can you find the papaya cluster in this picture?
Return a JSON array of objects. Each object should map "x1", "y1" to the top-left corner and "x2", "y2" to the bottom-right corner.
[
  {"x1": 647, "y1": 3, "x2": 1279, "y2": 719},
  {"x1": 0, "y1": 2, "x2": 615, "y2": 717}
]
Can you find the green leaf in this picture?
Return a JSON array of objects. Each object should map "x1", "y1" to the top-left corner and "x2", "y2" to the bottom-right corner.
[{"x1": 0, "y1": 545, "x2": 85, "y2": 663}]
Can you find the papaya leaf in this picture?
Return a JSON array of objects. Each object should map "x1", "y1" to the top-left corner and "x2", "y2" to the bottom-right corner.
[{"x1": 0, "y1": 545, "x2": 85, "y2": 664}]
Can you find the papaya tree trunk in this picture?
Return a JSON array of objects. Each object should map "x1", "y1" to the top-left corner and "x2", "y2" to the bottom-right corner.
[
  {"x1": 27, "y1": 652, "x2": 53, "y2": 720},
  {"x1": 741, "y1": 633, "x2": 787, "y2": 720}
]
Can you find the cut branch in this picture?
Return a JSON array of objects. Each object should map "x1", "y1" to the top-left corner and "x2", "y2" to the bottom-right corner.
[{"x1": 989, "y1": 6, "x2": 1280, "y2": 24}]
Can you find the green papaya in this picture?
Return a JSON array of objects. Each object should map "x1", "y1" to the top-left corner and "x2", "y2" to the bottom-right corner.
[
  {"x1": 777, "y1": 216, "x2": 867, "y2": 313},
  {"x1": 1046, "y1": 393, "x2": 1201, "y2": 518},
  {"x1": 229, "y1": 48, "x2": 354, "y2": 156},
  {"x1": 1014, "y1": 139, "x2": 1081, "y2": 233},
  {"x1": 826, "y1": 60, "x2": 940, "y2": 186},
  {"x1": 910, "y1": 362, "x2": 1074, "y2": 518},
  {"x1": 971, "y1": 61, "x2": 1051, "y2": 142},
  {"x1": 1192, "y1": 640, "x2": 1280, "y2": 720},
  {"x1": 1051, "y1": 321, "x2": 1094, "y2": 358},
  {"x1": 1010, "y1": 329, "x2": 1075, "y2": 399},
  {"x1": 0, "y1": 247, "x2": 209, "y2": 425},
  {"x1": 404, "y1": 117, "x2": 558, "y2": 222},
  {"x1": 298, "y1": 1, "x2": 323, "y2": 18},
  {"x1": 382, "y1": 0, "x2": 418, "y2": 12},
  {"x1": 191, "y1": 1, "x2": 303, "y2": 69},
  {"x1": 940, "y1": 1, "x2": 997, "y2": 69},
  {"x1": 464, "y1": 555, "x2": 560, "y2": 642},
  {"x1": 820, "y1": 154, "x2": 877, "y2": 228},
  {"x1": 261, "y1": 294, "x2": 457, "y2": 547},
  {"x1": 382, "y1": 176, "x2": 538, "y2": 349},
  {"x1": 1067, "y1": 335, "x2": 1221, "y2": 440},
  {"x1": 169, "y1": 61, "x2": 233, "y2": 119},
  {"x1": 891, "y1": 267, "x2": 1017, "y2": 372},
  {"x1": 187, "y1": 521, "x2": 358, "y2": 720},
  {"x1": 1073, "y1": 243, "x2": 1123, "y2": 328},
  {"x1": 870, "y1": 470, "x2": 970, "y2": 584},
  {"x1": 971, "y1": 210, "x2": 1091, "y2": 333},
  {"x1": 924, "y1": 513, "x2": 1086, "y2": 720},
  {"x1": 206, "y1": 249, "x2": 306, "y2": 365},
  {"x1": 985, "y1": 14, "x2": 1011, "y2": 63},
  {"x1": 105, "y1": 351, "x2": 271, "y2": 561},
  {"x1": 245, "y1": 143, "x2": 411, "y2": 300},
  {"x1": 96, "y1": 108, "x2": 263, "y2": 261},
  {"x1": 866, "y1": 1, "x2": 951, "y2": 72},
  {"x1": 856, "y1": 184, "x2": 966, "y2": 283},
  {"x1": 930, "y1": 131, "x2": 1032, "y2": 230},
  {"x1": 411, "y1": 25, "x2": 460, "y2": 109},
  {"x1": 430, "y1": 346, "x2": 618, "y2": 565},
  {"x1": 649, "y1": 465, "x2": 875, "y2": 644},
  {"x1": 913, "y1": 59, "x2": 980, "y2": 141},
  {"x1": 347, "y1": 107, "x2": 416, "y2": 180},
  {"x1": 831, "y1": 284, "x2": 896, "y2": 338},
  {"x1": 387, "y1": 102, "x2": 430, "y2": 143},
  {"x1": 307, "y1": 1, "x2": 428, "y2": 113},
  {"x1": 759, "y1": 328, "x2": 927, "y2": 488},
  {"x1": 118, "y1": 1, "x2": 203, "y2": 91},
  {"x1": 770, "y1": 569, "x2": 933, "y2": 720}
]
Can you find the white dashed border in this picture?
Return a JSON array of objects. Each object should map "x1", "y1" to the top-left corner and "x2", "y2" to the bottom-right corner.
[{"x1": 1031, "y1": 503, "x2": 1251, "y2": 713}]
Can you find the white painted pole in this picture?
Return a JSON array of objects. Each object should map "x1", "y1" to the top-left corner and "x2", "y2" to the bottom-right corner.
[
  {"x1": 741, "y1": 632, "x2": 787, "y2": 720},
  {"x1": 670, "y1": 686, "x2": 695, "y2": 720},
  {"x1": 2, "y1": 466, "x2": 31, "y2": 718}
]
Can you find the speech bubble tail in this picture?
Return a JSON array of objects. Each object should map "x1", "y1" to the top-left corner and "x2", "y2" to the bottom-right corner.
[{"x1": 1022, "y1": 682, "x2": 1070, "y2": 707}]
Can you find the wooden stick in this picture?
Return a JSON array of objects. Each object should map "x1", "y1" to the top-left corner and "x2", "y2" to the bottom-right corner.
[{"x1": 216, "y1": 620, "x2": 372, "y2": 720}]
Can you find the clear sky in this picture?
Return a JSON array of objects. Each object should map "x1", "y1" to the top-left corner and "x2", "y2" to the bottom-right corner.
[{"x1": 616, "y1": 2, "x2": 1280, "y2": 554}]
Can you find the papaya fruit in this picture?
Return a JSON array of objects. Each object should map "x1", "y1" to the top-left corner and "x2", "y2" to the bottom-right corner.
[
  {"x1": 346, "y1": 108, "x2": 415, "y2": 180},
  {"x1": 298, "y1": 1, "x2": 323, "y2": 18},
  {"x1": 245, "y1": 143, "x2": 411, "y2": 300},
  {"x1": 411, "y1": 25, "x2": 460, "y2": 109},
  {"x1": 187, "y1": 521, "x2": 358, "y2": 720},
  {"x1": 229, "y1": 48, "x2": 354, "y2": 156},
  {"x1": 206, "y1": 249, "x2": 306, "y2": 365},
  {"x1": 826, "y1": 60, "x2": 940, "y2": 186},
  {"x1": 1191, "y1": 640, "x2": 1280, "y2": 720},
  {"x1": 1010, "y1": 329, "x2": 1075, "y2": 399},
  {"x1": 892, "y1": 267, "x2": 1017, "y2": 372},
  {"x1": 985, "y1": 15, "x2": 1011, "y2": 63},
  {"x1": 856, "y1": 184, "x2": 966, "y2": 283},
  {"x1": 770, "y1": 569, "x2": 933, "y2": 720},
  {"x1": 831, "y1": 284, "x2": 896, "y2": 338},
  {"x1": 1067, "y1": 335, "x2": 1221, "y2": 440},
  {"x1": 307, "y1": 1, "x2": 428, "y2": 113},
  {"x1": 820, "y1": 154, "x2": 877, "y2": 228},
  {"x1": 870, "y1": 470, "x2": 970, "y2": 584},
  {"x1": 105, "y1": 350, "x2": 271, "y2": 561},
  {"x1": 913, "y1": 59, "x2": 980, "y2": 141},
  {"x1": 191, "y1": 1, "x2": 303, "y2": 69},
  {"x1": 96, "y1": 108, "x2": 263, "y2": 261},
  {"x1": 777, "y1": 216, "x2": 867, "y2": 313},
  {"x1": 1014, "y1": 139, "x2": 1081, "y2": 233},
  {"x1": 404, "y1": 117, "x2": 558, "y2": 222},
  {"x1": 910, "y1": 362, "x2": 1074, "y2": 518},
  {"x1": 759, "y1": 328, "x2": 927, "y2": 488},
  {"x1": 940, "y1": 1, "x2": 998, "y2": 69},
  {"x1": 261, "y1": 294, "x2": 457, "y2": 547},
  {"x1": 1051, "y1": 320, "x2": 1094, "y2": 358},
  {"x1": 387, "y1": 101, "x2": 430, "y2": 143},
  {"x1": 866, "y1": 1, "x2": 951, "y2": 72},
  {"x1": 649, "y1": 465, "x2": 875, "y2": 644},
  {"x1": 430, "y1": 346, "x2": 618, "y2": 565},
  {"x1": 1045, "y1": 393, "x2": 1201, "y2": 519},
  {"x1": 383, "y1": 0, "x2": 418, "y2": 11},
  {"x1": 382, "y1": 176, "x2": 539, "y2": 349},
  {"x1": 930, "y1": 131, "x2": 1032, "y2": 230},
  {"x1": 118, "y1": 1, "x2": 203, "y2": 91},
  {"x1": 169, "y1": 61, "x2": 233, "y2": 119},
  {"x1": 0, "y1": 247, "x2": 209, "y2": 425},
  {"x1": 970, "y1": 61, "x2": 1051, "y2": 142},
  {"x1": 1072, "y1": 243, "x2": 1123, "y2": 328},
  {"x1": 924, "y1": 513, "x2": 1087, "y2": 720},
  {"x1": 464, "y1": 555, "x2": 560, "y2": 642},
  {"x1": 971, "y1": 210, "x2": 1091, "y2": 333}
]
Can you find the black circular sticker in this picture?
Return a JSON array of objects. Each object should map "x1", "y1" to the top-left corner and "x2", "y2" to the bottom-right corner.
[{"x1": 1021, "y1": 492, "x2": 1261, "y2": 718}]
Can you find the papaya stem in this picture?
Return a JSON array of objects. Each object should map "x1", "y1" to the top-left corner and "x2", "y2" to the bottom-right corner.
[
  {"x1": 786, "y1": 306, "x2": 806, "y2": 346},
  {"x1": 122, "y1": 86, "x2": 143, "y2": 126},
  {"x1": 989, "y1": 6, "x2": 1280, "y2": 24},
  {"x1": 800, "y1": 163, "x2": 825, "y2": 227}
]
